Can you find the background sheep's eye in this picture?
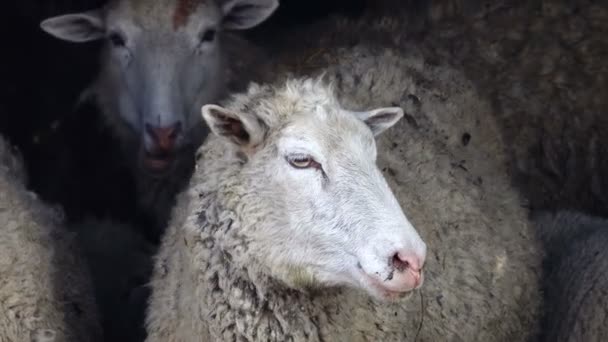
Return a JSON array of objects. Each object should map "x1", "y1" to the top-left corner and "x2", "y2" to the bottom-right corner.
[
  {"x1": 199, "y1": 29, "x2": 217, "y2": 43},
  {"x1": 108, "y1": 32, "x2": 126, "y2": 47}
]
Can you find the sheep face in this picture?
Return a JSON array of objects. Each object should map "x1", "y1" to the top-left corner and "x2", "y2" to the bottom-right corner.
[
  {"x1": 39, "y1": 0, "x2": 278, "y2": 177},
  {"x1": 202, "y1": 80, "x2": 427, "y2": 301}
]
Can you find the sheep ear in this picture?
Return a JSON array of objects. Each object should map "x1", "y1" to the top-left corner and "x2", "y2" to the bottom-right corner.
[
  {"x1": 202, "y1": 104, "x2": 265, "y2": 147},
  {"x1": 221, "y1": 0, "x2": 279, "y2": 30},
  {"x1": 351, "y1": 107, "x2": 404, "y2": 136},
  {"x1": 40, "y1": 10, "x2": 105, "y2": 43}
]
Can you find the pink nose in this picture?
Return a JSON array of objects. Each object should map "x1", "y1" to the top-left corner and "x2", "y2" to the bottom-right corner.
[
  {"x1": 388, "y1": 251, "x2": 425, "y2": 290},
  {"x1": 145, "y1": 122, "x2": 182, "y2": 152}
]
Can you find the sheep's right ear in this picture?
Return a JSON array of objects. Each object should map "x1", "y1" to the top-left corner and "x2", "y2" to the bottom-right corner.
[
  {"x1": 202, "y1": 104, "x2": 265, "y2": 148},
  {"x1": 350, "y1": 107, "x2": 404, "y2": 137},
  {"x1": 40, "y1": 10, "x2": 105, "y2": 43},
  {"x1": 221, "y1": 0, "x2": 279, "y2": 30}
]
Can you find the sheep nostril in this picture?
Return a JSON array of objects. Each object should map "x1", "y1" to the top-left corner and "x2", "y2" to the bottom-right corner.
[
  {"x1": 391, "y1": 251, "x2": 423, "y2": 273},
  {"x1": 392, "y1": 253, "x2": 410, "y2": 272}
]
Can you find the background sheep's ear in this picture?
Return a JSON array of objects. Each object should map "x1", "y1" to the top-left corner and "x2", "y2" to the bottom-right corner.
[
  {"x1": 40, "y1": 10, "x2": 105, "y2": 43},
  {"x1": 202, "y1": 104, "x2": 265, "y2": 147},
  {"x1": 221, "y1": 0, "x2": 279, "y2": 30},
  {"x1": 351, "y1": 107, "x2": 404, "y2": 136}
]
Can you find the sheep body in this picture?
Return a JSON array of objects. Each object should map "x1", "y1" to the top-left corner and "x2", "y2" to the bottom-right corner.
[
  {"x1": 0, "y1": 136, "x2": 101, "y2": 342},
  {"x1": 145, "y1": 72, "x2": 541, "y2": 341},
  {"x1": 533, "y1": 210, "x2": 608, "y2": 342}
]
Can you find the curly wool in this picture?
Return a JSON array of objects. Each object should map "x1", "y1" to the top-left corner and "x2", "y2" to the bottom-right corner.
[{"x1": 0, "y1": 135, "x2": 101, "y2": 342}]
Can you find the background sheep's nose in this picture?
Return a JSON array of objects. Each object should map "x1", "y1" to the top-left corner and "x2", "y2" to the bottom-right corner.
[{"x1": 145, "y1": 122, "x2": 182, "y2": 152}]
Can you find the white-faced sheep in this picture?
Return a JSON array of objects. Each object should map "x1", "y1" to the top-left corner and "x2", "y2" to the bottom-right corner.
[
  {"x1": 0, "y1": 135, "x2": 101, "y2": 342},
  {"x1": 145, "y1": 77, "x2": 541, "y2": 342},
  {"x1": 533, "y1": 210, "x2": 608, "y2": 342},
  {"x1": 38, "y1": 0, "x2": 279, "y2": 237}
]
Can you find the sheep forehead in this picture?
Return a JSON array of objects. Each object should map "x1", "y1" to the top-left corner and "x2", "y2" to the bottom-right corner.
[
  {"x1": 237, "y1": 79, "x2": 339, "y2": 122},
  {"x1": 284, "y1": 83, "x2": 374, "y2": 149},
  {"x1": 273, "y1": 110, "x2": 376, "y2": 168},
  {"x1": 292, "y1": 109, "x2": 370, "y2": 142},
  {"x1": 110, "y1": 0, "x2": 217, "y2": 30},
  {"x1": 234, "y1": 79, "x2": 377, "y2": 152}
]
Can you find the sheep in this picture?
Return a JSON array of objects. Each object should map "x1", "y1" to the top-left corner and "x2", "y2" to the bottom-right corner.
[
  {"x1": 421, "y1": 0, "x2": 608, "y2": 215},
  {"x1": 38, "y1": 0, "x2": 279, "y2": 239},
  {"x1": 144, "y1": 76, "x2": 541, "y2": 341},
  {"x1": 533, "y1": 210, "x2": 608, "y2": 342},
  {"x1": 0, "y1": 135, "x2": 101, "y2": 341},
  {"x1": 443, "y1": 0, "x2": 608, "y2": 217}
]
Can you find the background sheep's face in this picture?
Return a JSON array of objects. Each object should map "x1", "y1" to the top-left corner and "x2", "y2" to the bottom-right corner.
[
  {"x1": 202, "y1": 80, "x2": 427, "y2": 301},
  {"x1": 39, "y1": 0, "x2": 278, "y2": 177}
]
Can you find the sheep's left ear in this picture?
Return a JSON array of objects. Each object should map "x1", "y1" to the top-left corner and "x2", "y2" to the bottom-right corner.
[
  {"x1": 351, "y1": 107, "x2": 404, "y2": 136},
  {"x1": 201, "y1": 104, "x2": 265, "y2": 148}
]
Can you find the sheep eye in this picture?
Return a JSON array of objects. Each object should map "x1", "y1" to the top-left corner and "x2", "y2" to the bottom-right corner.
[
  {"x1": 108, "y1": 32, "x2": 126, "y2": 47},
  {"x1": 199, "y1": 29, "x2": 216, "y2": 43},
  {"x1": 287, "y1": 155, "x2": 320, "y2": 170}
]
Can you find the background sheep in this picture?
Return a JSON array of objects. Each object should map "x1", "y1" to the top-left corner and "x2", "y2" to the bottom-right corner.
[
  {"x1": 422, "y1": 0, "x2": 608, "y2": 216},
  {"x1": 533, "y1": 210, "x2": 608, "y2": 342},
  {"x1": 0, "y1": 135, "x2": 101, "y2": 342},
  {"x1": 145, "y1": 77, "x2": 541, "y2": 341},
  {"x1": 39, "y1": 0, "x2": 279, "y2": 240},
  {"x1": 421, "y1": 0, "x2": 608, "y2": 217}
]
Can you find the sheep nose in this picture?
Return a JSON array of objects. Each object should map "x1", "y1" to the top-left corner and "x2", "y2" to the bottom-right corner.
[
  {"x1": 145, "y1": 122, "x2": 182, "y2": 152},
  {"x1": 391, "y1": 251, "x2": 424, "y2": 288}
]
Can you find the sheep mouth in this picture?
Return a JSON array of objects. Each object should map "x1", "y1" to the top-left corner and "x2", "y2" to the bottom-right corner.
[
  {"x1": 360, "y1": 270, "x2": 416, "y2": 301},
  {"x1": 140, "y1": 151, "x2": 176, "y2": 176}
]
